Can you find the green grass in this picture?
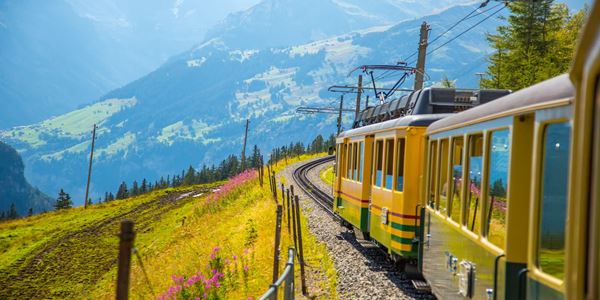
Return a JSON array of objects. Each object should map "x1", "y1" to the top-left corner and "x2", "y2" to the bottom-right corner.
[
  {"x1": 0, "y1": 153, "x2": 337, "y2": 299},
  {"x1": 320, "y1": 166, "x2": 334, "y2": 186}
]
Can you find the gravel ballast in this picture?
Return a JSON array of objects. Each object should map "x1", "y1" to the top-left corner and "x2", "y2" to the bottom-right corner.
[{"x1": 278, "y1": 158, "x2": 434, "y2": 300}]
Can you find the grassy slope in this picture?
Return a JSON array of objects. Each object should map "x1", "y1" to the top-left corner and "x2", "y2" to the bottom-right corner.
[
  {"x1": 320, "y1": 165, "x2": 334, "y2": 186},
  {"x1": 0, "y1": 154, "x2": 337, "y2": 299}
]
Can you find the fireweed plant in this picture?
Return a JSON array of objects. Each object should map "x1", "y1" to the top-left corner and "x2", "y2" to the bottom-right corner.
[
  {"x1": 159, "y1": 170, "x2": 259, "y2": 299},
  {"x1": 198, "y1": 169, "x2": 258, "y2": 214},
  {"x1": 158, "y1": 247, "x2": 256, "y2": 300}
]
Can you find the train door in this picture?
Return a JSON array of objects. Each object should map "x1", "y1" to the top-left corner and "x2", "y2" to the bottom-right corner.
[
  {"x1": 527, "y1": 105, "x2": 573, "y2": 299},
  {"x1": 569, "y1": 2, "x2": 600, "y2": 299}
]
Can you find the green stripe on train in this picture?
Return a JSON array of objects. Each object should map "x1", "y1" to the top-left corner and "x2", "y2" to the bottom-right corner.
[
  {"x1": 391, "y1": 222, "x2": 417, "y2": 232},
  {"x1": 391, "y1": 234, "x2": 414, "y2": 245}
]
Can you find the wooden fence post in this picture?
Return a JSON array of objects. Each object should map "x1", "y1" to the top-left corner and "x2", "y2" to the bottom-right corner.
[
  {"x1": 280, "y1": 183, "x2": 285, "y2": 206},
  {"x1": 286, "y1": 189, "x2": 291, "y2": 234},
  {"x1": 294, "y1": 195, "x2": 307, "y2": 295},
  {"x1": 116, "y1": 220, "x2": 135, "y2": 300},
  {"x1": 290, "y1": 193, "x2": 298, "y2": 251},
  {"x1": 272, "y1": 205, "x2": 283, "y2": 283}
]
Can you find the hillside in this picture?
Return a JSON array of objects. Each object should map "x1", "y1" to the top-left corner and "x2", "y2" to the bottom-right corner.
[
  {"x1": 0, "y1": 0, "x2": 260, "y2": 128},
  {"x1": 0, "y1": 3, "x2": 505, "y2": 205},
  {"x1": 0, "y1": 141, "x2": 52, "y2": 216},
  {"x1": 0, "y1": 157, "x2": 335, "y2": 298}
]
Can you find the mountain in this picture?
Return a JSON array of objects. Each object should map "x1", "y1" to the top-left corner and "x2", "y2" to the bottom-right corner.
[
  {"x1": 205, "y1": 0, "x2": 475, "y2": 49},
  {"x1": 0, "y1": 141, "x2": 52, "y2": 216},
  {"x1": 0, "y1": 3, "x2": 504, "y2": 205},
  {"x1": 0, "y1": 0, "x2": 260, "y2": 129}
]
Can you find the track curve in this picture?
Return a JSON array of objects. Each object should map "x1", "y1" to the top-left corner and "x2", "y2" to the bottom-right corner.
[{"x1": 292, "y1": 155, "x2": 338, "y2": 219}]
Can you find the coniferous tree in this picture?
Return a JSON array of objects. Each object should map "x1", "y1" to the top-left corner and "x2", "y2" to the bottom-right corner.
[
  {"x1": 54, "y1": 189, "x2": 73, "y2": 210},
  {"x1": 116, "y1": 182, "x2": 129, "y2": 200},
  {"x1": 131, "y1": 181, "x2": 139, "y2": 196},
  {"x1": 28, "y1": 208, "x2": 33, "y2": 217},
  {"x1": 9, "y1": 203, "x2": 18, "y2": 219},
  {"x1": 482, "y1": 1, "x2": 585, "y2": 90},
  {"x1": 183, "y1": 166, "x2": 196, "y2": 186},
  {"x1": 141, "y1": 179, "x2": 148, "y2": 193}
]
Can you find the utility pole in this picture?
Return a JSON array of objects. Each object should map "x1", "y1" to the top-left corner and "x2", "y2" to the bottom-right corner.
[
  {"x1": 84, "y1": 124, "x2": 97, "y2": 209},
  {"x1": 337, "y1": 95, "x2": 344, "y2": 135},
  {"x1": 414, "y1": 21, "x2": 430, "y2": 91},
  {"x1": 354, "y1": 75, "x2": 363, "y2": 120},
  {"x1": 241, "y1": 119, "x2": 249, "y2": 170},
  {"x1": 475, "y1": 72, "x2": 486, "y2": 89}
]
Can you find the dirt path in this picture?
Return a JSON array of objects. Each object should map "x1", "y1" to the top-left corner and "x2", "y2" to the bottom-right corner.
[{"x1": 0, "y1": 187, "x2": 211, "y2": 299}]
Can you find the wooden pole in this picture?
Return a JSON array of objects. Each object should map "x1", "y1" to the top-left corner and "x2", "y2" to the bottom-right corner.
[
  {"x1": 116, "y1": 220, "x2": 135, "y2": 300},
  {"x1": 286, "y1": 189, "x2": 291, "y2": 234},
  {"x1": 414, "y1": 21, "x2": 430, "y2": 91},
  {"x1": 337, "y1": 95, "x2": 344, "y2": 135},
  {"x1": 84, "y1": 124, "x2": 97, "y2": 209},
  {"x1": 272, "y1": 205, "x2": 283, "y2": 283},
  {"x1": 354, "y1": 75, "x2": 363, "y2": 120},
  {"x1": 294, "y1": 195, "x2": 308, "y2": 295},
  {"x1": 241, "y1": 119, "x2": 250, "y2": 170}
]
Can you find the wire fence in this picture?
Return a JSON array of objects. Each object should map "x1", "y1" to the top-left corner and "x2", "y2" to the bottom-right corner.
[{"x1": 113, "y1": 162, "x2": 308, "y2": 299}]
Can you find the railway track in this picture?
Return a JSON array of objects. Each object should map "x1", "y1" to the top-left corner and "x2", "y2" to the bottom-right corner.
[
  {"x1": 292, "y1": 156, "x2": 435, "y2": 299},
  {"x1": 292, "y1": 155, "x2": 338, "y2": 219}
]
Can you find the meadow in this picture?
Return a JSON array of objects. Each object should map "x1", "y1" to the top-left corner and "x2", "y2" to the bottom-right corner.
[{"x1": 0, "y1": 154, "x2": 337, "y2": 299}]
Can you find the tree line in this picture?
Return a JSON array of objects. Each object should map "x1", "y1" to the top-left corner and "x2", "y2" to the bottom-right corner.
[{"x1": 0, "y1": 132, "x2": 336, "y2": 221}]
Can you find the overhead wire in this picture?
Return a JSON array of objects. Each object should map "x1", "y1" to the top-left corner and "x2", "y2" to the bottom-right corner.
[
  {"x1": 423, "y1": 3, "x2": 507, "y2": 59},
  {"x1": 358, "y1": 0, "x2": 504, "y2": 94}
]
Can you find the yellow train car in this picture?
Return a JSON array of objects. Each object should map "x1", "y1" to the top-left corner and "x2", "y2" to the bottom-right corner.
[
  {"x1": 422, "y1": 74, "x2": 574, "y2": 299},
  {"x1": 334, "y1": 87, "x2": 509, "y2": 259},
  {"x1": 336, "y1": 115, "x2": 447, "y2": 258},
  {"x1": 419, "y1": 2, "x2": 600, "y2": 299}
]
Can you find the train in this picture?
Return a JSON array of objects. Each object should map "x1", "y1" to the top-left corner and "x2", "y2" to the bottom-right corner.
[{"x1": 331, "y1": 2, "x2": 600, "y2": 299}]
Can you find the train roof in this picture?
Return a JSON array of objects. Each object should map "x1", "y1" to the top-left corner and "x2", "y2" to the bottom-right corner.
[
  {"x1": 426, "y1": 74, "x2": 574, "y2": 134},
  {"x1": 338, "y1": 113, "x2": 452, "y2": 139}
]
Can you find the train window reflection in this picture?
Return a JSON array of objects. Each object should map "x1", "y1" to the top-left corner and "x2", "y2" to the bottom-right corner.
[
  {"x1": 347, "y1": 143, "x2": 353, "y2": 179},
  {"x1": 396, "y1": 139, "x2": 406, "y2": 191},
  {"x1": 385, "y1": 139, "x2": 395, "y2": 190},
  {"x1": 537, "y1": 122, "x2": 571, "y2": 280},
  {"x1": 358, "y1": 142, "x2": 364, "y2": 182},
  {"x1": 375, "y1": 140, "x2": 383, "y2": 187},
  {"x1": 486, "y1": 129, "x2": 510, "y2": 249},
  {"x1": 450, "y1": 137, "x2": 464, "y2": 223},
  {"x1": 352, "y1": 143, "x2": 358, "y2": 180},
  {"x1": 428, "y1": 141, "x2": 438, "y2": 208},
  {"x1": 466, "y1": 134, "x2": 484, "y2": 234},
  {"x1": 438, "y1": 139, "x2": 449, "y2": 214}
]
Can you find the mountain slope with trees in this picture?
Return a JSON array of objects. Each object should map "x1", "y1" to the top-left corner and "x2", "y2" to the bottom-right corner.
[{"x1": 0, "y1": 141, "x2": 52, "y2": 217}]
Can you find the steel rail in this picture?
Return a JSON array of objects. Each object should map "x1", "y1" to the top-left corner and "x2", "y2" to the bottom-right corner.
[{"x1": 292, "y1": 156, "x2": 339, "y2": 220}]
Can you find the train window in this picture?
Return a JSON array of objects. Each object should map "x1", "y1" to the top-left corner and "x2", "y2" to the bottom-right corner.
[
  {"x1": 358, "y1": 142, "x2": 364, "y2": 182},
  {"x1": 347, "y1": 143, "x2": 353, "y2": 179},
  {"x1": 486, "y1": 129, "x2": 510, "y2": 249},
  {"x1": 465, "y1": 134, "x2": 484, "y2": 234},
  {"x1": 450, "y1": 137, "x2": 464, "y2": 223},
  {"x1": 537, "y1": 122, "x2": 571, "y2": 280},
  {"x1": 396, "y1": 139, "x2": 406, "y2": 191},
  {"x1": 428, "y1": 140, "x2": 438, "y2": 208},
  {"x1": 335, "y1": 144, "x2": 340, "y2": 176},
  {"x1": 352, "y1": 143, "x2": 358, "y2": 180},
  {"x1": 375, "y1": 140, "x2": 383, "y2": 187},
  {"x1": 342, "y1": 144, "x2": 347, "y2": 178},
  {"x1": 439, "y1": 139, "x2": 450, "y2": 214},
  {"x1": 385, "y1": 139, "x2": 395, "y2": 190}
]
